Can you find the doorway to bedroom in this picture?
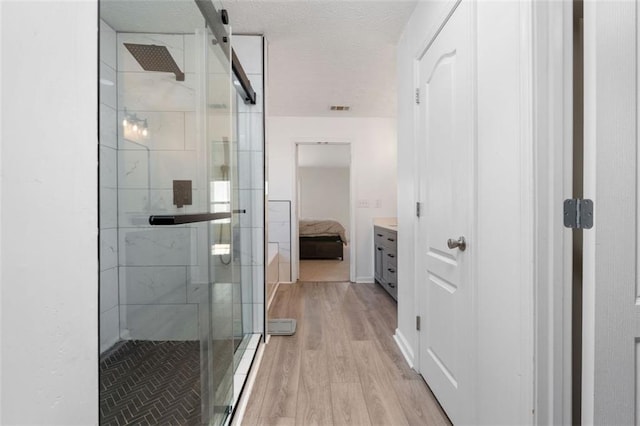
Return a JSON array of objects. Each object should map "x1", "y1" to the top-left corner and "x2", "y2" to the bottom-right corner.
[{"x1": 295, "y1": 143, "x2": 352, "y2": 282}]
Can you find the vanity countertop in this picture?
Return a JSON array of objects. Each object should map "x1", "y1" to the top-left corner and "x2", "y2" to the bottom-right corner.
[{"x1": 373, "y1": 217, "x2": 398, "y2": 233}]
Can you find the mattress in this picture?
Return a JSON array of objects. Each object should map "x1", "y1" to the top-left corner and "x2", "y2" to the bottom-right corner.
[{"x1": 299, "y1": 219, "x2": 347, "y2": 245}]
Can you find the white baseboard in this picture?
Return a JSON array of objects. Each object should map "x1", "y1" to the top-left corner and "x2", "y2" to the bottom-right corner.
[
  {"x1": 393, "y1": 328, "x2": 415, "y2": 369},
  {"x1": 355, "y1": 276, "x2": 374, "y2": 283},
  {"x1": 230, "y1": 341, "x2": 266, "y2": 426}
]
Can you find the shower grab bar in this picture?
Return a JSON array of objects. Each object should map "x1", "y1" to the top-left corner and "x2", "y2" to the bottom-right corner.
[{"x1": 148, "y1": 212, "x2": 231, "y2": 226}]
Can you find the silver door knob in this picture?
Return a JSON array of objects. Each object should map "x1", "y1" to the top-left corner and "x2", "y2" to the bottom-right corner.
[{"x1": 447, "y1": 236, "x2": 466, "y2": 251}]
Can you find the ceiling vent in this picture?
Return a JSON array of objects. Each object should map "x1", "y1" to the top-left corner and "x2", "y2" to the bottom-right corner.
[{"x1": 330, "y1": 105, "x2": 350, "y2": 111}]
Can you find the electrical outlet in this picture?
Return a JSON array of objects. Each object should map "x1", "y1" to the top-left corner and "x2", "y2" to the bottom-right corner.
[
  {"x1": 375, "y1": 199, "x2": 382, "y2": 208},
  {"x1": 357, "y1": 199, "x2": 370, "y2": 208}
]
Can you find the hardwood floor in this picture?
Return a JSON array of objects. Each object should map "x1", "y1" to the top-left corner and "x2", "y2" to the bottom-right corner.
[{"x1": 241, "y1": 282, "x2": 451, "y2": 425}]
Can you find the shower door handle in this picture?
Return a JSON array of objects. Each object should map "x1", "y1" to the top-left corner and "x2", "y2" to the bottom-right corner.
[{"x1": 148, "y1": 212, "x2": 231, "y2": 225}]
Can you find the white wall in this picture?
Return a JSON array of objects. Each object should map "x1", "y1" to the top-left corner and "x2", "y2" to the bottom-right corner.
[
  {"x1": 0, "y1": 1, "x2": 98, "y2": 424},
  {"x1": 299, "y1": 166, "x2": 350, "y2": 238},
  {"x1": 267, "y1": 116, "x2": 397, "y2": 282}
]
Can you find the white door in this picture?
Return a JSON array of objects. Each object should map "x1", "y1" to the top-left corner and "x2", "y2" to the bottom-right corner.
[
  {"x1": 416, "y1": 2, "x2": 474, "y2": 424},
  {"x1": 582, "y1": 1, "x2": 640, "y2": 424}
]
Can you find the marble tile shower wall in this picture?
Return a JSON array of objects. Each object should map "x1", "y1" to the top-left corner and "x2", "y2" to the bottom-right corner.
[
  {"x1": 234, "y1": 35, "x2": 265, "y2": 334},
  {"x1": 100, "y1": 20, "x2": 120, "y2": 354},
  {"x1": 267, "y1": 201, "x2": 292, "y2": 282},
  {"x1": 117, "y1": 32, "x2": 204, "y2": 341}
]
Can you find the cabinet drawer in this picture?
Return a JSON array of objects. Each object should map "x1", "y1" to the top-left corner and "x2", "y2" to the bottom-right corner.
[
  {"x1": 385, "y1": 250, "x2": 397, "y2": 265},
  {"x1": 382, "y1": 262, "x2": 397, "y2": 284},
  {"x1": 374, "y1": 226, "x2": 397, "y2": 250}
]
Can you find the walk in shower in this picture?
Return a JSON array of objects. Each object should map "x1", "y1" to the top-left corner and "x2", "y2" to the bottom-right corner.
[{"x1": 98, "y1": 1, "x2": 264, "y2": 424}]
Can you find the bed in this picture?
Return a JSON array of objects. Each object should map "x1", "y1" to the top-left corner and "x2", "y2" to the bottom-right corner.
[{"x1": 299, "y1": 219, "x2": 347, "y2": 260}]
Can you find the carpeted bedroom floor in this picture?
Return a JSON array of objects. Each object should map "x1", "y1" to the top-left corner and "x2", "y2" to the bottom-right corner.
[{"x1": 298, "y1": 246, "x2": 350, "y2": 282}]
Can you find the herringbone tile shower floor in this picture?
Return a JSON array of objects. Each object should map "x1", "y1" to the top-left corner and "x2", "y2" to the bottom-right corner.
[{"x1": 100, "y1": 340, "x2": 201, "y2": 426}]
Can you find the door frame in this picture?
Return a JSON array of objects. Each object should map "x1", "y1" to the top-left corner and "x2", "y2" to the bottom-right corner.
[
  {"x1": 411, "y1": 0, "x2": 574, "y2": 423},
  {"x1": 532, "y1": 1, "x2": 575, "y2": 423},
  {"x1": 293, "y1": 140, "x2": 355, "y2": 283}
]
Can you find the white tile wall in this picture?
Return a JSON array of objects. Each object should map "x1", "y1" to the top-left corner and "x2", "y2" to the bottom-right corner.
[
  {"x1": 100, "y1": 20, "x2": 117, "y2": 69},
  {"x1": 238, "y1": 112, "x2": 264, "y2": 152},
  {"x1": 100, "y1": 105, "x2": 118, "y2": 149},
  {"x1": 118, "y1": 111, "x2": 186, "y2": 151},
  {"x1": 184, "y1": 112, "x2": 197, "y2": 151},
  {"x1": 100, "y1": 20, "x2": 120, "y2": 355},
  {"x1": 118, "y1": 150, "x2": 149, "y2": 189},
  {"x1": 118, "y1": 72, "x2": 196, "y2": 112},
  {"x1": 237, "y1": 151, "x2": 253, "y2": 190},
  {"x1": 100, "y1": 267, "x2": 119, "y2": 313},
  {"x1": 100, "y1": 306, "x2": 120, "y2": 353},
  {"x1": 119, "y1": 266, "x2": 188, "y2": 305},
  {"x1": 121, "y1": 304, "x2": 198, "y2": 340},
  {"x1": 100, "y1": 228, "x2": 118, "y2": 272},
  {"x1": 251, "y1": 152, "x2": 264, "y2": 189},
  {"x1": 111, "y1": 33, "x2": 267, "y2": 342},
  {"x1": 150, "y1": 150, "x2": 198, "y2": 189},
  {"x1": 241, "y1": 265, "x2": 253, "y2": 303},
  {"x1": 100, "y1": 187, "x2": 118, "y2": 229},
  {"x1": 268, "y1": 201, "x2": 290, "y2": 222},
  {"x1": 119, "y1": 227, "x2": 192, "y2": 266},
  {"x1": 252, "y1": 265, "x2": 265, "y2": 302},
  {"x1": 100, "y1": 62, "x2": 117, "y2": 109},
  {"x1": 267, "y1": 201, "x2": 291, "y2": 282},
  {"x1": 100, "y1": 146, "x2": 118, "y2": 189}
]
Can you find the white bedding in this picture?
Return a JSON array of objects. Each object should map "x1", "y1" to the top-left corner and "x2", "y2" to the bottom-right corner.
[{"x1": 299, "y1": 220, "x2": 347, "y2": 245}]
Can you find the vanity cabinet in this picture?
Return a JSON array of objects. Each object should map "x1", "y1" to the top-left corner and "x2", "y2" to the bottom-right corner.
[{"x1": 374, "y1": 225, "x2": 397, "y2": 301}]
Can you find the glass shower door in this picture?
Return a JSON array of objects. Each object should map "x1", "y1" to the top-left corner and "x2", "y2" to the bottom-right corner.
[
  {"x1": 200, "y1": 25, "x2": 235, "y2": 425},
  {"x1": 98, "y1": 2, "x2": 236, "y2": 424}
]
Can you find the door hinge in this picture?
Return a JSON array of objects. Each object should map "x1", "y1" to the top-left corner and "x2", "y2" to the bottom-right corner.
[
  {"x1": 416, "y1": 202, "x2": 421, "y2": 217},
  {"x1": 415, "y1": 88, "x2": 420, "y2": 105},
  {"x1": 563, "y1": 199, "x2": 594, "y2": 229},
  {"x1": 416, "y1": 315, "x2": 421, "y2": 331}
]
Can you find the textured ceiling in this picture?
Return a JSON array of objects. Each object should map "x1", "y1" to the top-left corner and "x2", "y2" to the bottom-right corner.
[
  {"x1": 220, "y1": 0, "x2": 417, "y2": 117},
  {"x1": 100, "y1": 0, "x2": 417, "y2": 118}
]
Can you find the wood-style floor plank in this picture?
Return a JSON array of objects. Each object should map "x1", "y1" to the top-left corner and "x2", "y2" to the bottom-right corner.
[
  {"x1": 241, "y1": 281, "x2": 451, "y2": 426},
  {"x1": 303, "y1": 283, "x2": 324, "y2": 350},
  {"x1": 259, "y1": 336, "x2": 301, "y2": 419},
  {"x1": 295, "y1": 349, "x2": 333, "y2": 425},
  {"x1": 256, "y1": 417, "x2": 296, "y2": 426},
  {"x1": 392, "y1": 379, "x2": 451, "y2": 426},
  {"x1": 242, "y1": 337, "x2": 281, "y2": 425},
  {"x1": 330, "y1": 383, "x2": 372, "y2": 426},
  {"x1": 351, "y1": 340, "x2": 410, "y2": 426},
  {"x1": 320, "y1": 297, "x2": 360, "y2": 384}
]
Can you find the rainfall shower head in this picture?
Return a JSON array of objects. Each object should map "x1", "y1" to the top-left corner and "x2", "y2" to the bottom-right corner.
[{"x1": 124, "y1": 43, "x2": 185, "y2": 81}]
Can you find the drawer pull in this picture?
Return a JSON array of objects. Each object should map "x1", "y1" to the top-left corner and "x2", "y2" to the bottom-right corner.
[
  {"x1": 387, "y1": 253, "x2": 395, "y2": 258},
  {"x1": 387, "y1": 238, "x2": 395, "y2": 242},
  {"x1": 376, "y1": 233, "x2": 383, "y2": 237},
  {"x1": 387, "y1": 268, "x2": 395, "y2": 273},
  {"x1": 377, "y1": 247, "x2": 383, "y2": 251},
  {"x1": 389, "y1": 282, "x2": 396, "y2": 288}
]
